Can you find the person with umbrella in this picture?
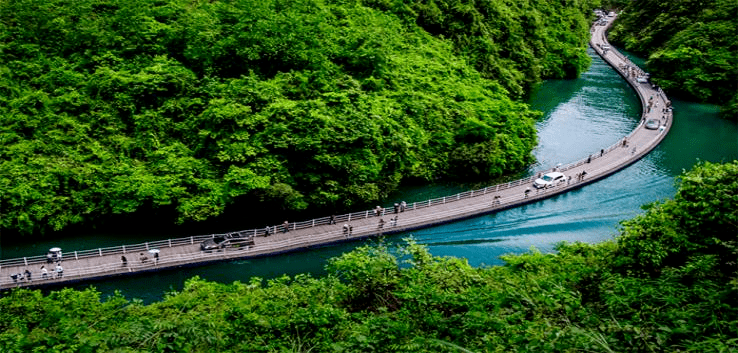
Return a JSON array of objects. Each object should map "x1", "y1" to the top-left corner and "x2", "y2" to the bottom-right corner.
[{"x1": 149, "y1": 249, "x2": 160, "y2": 265}]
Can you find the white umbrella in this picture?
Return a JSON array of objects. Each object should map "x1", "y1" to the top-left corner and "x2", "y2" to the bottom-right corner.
[
  {"x1": 49, "y1": 247, "x2": 62, "y2": 252},
  {"x1": 148, "y1": 249, "x2": 160, "y2": 254}
]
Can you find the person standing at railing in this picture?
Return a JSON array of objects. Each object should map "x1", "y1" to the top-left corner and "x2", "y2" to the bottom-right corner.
[
  {"x1": 283, "y1": 221, "x2": 290, "y2": 233},
  {"x1": 400, "y1": 201, "x2": 406, "y2": 212},
  {"x1": 264, "y1": 225, "x2": 271, "y2": 236},
  {"x1": 329, "y1": 215, "x2": 336, "y2": 225}
]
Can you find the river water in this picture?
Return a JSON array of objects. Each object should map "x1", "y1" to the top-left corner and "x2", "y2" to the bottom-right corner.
[{"x1": 2, "y1": 48, "x2": 736, "y2": 302}]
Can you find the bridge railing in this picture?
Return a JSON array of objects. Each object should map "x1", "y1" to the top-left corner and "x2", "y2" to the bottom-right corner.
[{"x1": 2, "y1": 18, "x2": 661, "y2": 272}]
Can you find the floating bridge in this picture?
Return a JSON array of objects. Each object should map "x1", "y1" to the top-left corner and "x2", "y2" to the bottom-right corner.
[{"x1": 1, "y1": 14, "x2": 673, "y2": 291}]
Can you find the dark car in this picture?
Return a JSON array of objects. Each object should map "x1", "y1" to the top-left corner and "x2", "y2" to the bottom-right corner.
[{"x1": 201, "y1": 232, "x2": 255, "y2": 251}]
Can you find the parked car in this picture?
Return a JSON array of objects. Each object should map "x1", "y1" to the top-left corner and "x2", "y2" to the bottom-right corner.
[
  {"x1": 645, "y1": 119, "x2": 660, "y2": 130},
  {"x1": 534, "y1": 172, "x2": 567, "y2": 189},
  {"x1": 201, "y1": 232, "x2": 254, "y2": 251}
]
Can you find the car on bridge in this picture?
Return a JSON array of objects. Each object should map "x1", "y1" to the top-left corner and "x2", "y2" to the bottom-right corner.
[
  {"x1": 645, "y1": 119, "x2": 660, "y2": 130},
  {"x1": 534, "y1": 172, "x2": 567, "y2": 189},
  {"x1": 201, "y1": 232, "x2": 255, "y2": 252}
]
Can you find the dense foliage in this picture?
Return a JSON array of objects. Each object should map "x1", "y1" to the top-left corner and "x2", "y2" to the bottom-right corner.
[
  {"x1": 0, "y1": 0, "x2": 600, "y2": 235},
  {"x1": 606, "y1": 0, "x2": 738, "y2": 118},
  {"x1": 1, "y1": 161, "x2": 736, "y2": 352}
]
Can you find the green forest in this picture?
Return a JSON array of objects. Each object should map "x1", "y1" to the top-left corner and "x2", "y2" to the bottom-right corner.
[
  {"x1": 0, "y1": 0, "x2": 598, "y2": 235},
  {"x1": 606, "y1": 0, "x2": 738, "y2": 118},
  {"x1": 1, "y1": 161, "x2": 736, "y2": 352}
]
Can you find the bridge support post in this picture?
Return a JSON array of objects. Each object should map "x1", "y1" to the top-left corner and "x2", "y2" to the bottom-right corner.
[
  {"x1": 168, "y1": 239, "x2": 172, "y2": 247},
  {"x1": 122, "y1": 245, "x2": 126, "y2": 254},
  {"x1": 348, "y1": 214, "x2": 351, "y2": 221},
  {"x1": 75, "y1": 251, "x2": 78, "y2": 260},
  {"x1": 443, "y1": 197, "x2": 446, "y2": 204},
  {"x1": 24, "y1": 257, "x2": 27, "y2": 266},
  {"x1": 99, "y1": 248, "x2": 102, "y2": 257},
  {"x1": 146, "y1": 243, "x2": 149, "y2": 250}
]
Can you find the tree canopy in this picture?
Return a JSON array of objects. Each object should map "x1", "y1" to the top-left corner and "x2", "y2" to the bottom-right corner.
[
  {"x1": 0, "y1": 160, "x2": 736, "y2": 352},
  {"x1": 606, "y1": 0, "x2": 738, "y2": 118},
  {"x1": 0, "y1": 0, "x2": 599, "y2": 235}
]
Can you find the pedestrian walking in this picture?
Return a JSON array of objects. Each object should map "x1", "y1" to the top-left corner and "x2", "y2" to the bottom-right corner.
[
  {"x1": 121, "y1": 256, "x2": 128, "y2": 267},
  {"x1": 283, "y1": 220, "x2": 289, "y2": 233},
  {"x1": 581, "y1": 170, "x2": 587, "y2": 180},
  {"x1": 349, "y1": 225, "x2": 353, "y2": 235},
  {"x1": 393, "y1": 203, "x2": 399, "y2": 214},
  {"x1": 55, "y1": 263, "x2": 63, "y2": 278},
  {"x1": 400, "y1": 201, "x2": 407, "y2": 212},
  {"x1": 378, "y1": 218, "x2": 385, "y2": 229},
  {"x1": 329, "y1": 215, "x2": 336, "y2": 225},
  {"x1": 525, "y1": 188, "x2": 531, "y2": 198},
  {"x1": 24, "y1": 269, "x2": 32, "y2": 282},
  {"x1": 41, "y1": 265, "x2": 48, "y2": 279},
  {"x1": 343, "y1": 224, "x2": 349, "y2": 236},
  {"x1": 390, "y1": 216, "x2": 398, "y2": 227},
  {"x1": 264, "y1": 225, "x2": 270, "y2": 236}
]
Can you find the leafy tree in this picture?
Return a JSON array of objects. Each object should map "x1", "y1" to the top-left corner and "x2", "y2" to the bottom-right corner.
[
  {"x1": 1, "y1": 161, "x2": 737, "y2": 352},
  {"x1": 608, "y1": 0, "x2": 738, "y2": 118}
]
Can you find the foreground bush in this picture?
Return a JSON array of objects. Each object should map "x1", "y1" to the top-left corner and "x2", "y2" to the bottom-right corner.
[{"x1": 1, "y1": 161, "x2": 736, "y2": 352}]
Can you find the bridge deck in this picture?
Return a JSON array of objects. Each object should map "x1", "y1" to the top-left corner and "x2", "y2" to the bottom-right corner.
[{"x1": 1, "y1": 14, "x2": 672, "y2": 290}]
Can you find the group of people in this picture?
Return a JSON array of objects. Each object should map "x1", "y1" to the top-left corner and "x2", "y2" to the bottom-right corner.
[
  {"x1": 377, "y1": 216, "x2": 399, "y2": 230},
  {"x1": 263, "y1": 221, "x2": 290, "y2": 236},
  {"x1": 260, "y1": 200, "x2": 410, "y2": 240},
  {"x1": 10, "y1": 263, "x2": 63, "y2": 284}
]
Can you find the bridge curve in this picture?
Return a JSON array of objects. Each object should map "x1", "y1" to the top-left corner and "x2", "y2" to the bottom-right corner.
[{"x1": 1, "y1": 13, "x2": 673, "y2": 290}]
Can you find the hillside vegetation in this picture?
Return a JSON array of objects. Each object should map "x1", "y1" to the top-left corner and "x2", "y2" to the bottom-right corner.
[
  {"x1": 1, "y1": 161, "x2": 736, "y2": 352},
  {"x1": 606, "y1": 0, "x2": 738, "y2": 117},
  {"x1": 0, "y1": 0, "x2": 598, "y2": 235}
]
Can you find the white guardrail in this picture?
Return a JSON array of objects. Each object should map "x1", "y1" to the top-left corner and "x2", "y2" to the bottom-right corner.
[{"x1": 1, "y1": 13, "x2": 671, "y2": 289}]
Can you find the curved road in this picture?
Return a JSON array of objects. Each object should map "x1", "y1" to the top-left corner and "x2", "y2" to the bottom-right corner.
[{"x1": 1, "y1": 13, "x2": 673, "y2": 290}]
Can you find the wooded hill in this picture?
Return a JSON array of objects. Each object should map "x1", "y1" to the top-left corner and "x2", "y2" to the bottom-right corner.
[
  {"x1": 0, "y1": 0, "x2": 598, "y2": 235},
  {"x1": 1, "y1": 161, "x2": 735, "y2": 352},
  {"x1": 606, "y1": 0, "x2": 738, "y2": 118}
]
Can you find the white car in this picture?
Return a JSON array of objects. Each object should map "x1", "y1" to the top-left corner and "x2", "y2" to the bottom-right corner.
[{"x1": 534, "y1": 172, "x2": 567, "y2": 189}]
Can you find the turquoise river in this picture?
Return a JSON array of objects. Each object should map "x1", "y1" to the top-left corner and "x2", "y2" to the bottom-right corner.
[{"x1": 1, "y1": 48, "x2": 736, "y2": 303}]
